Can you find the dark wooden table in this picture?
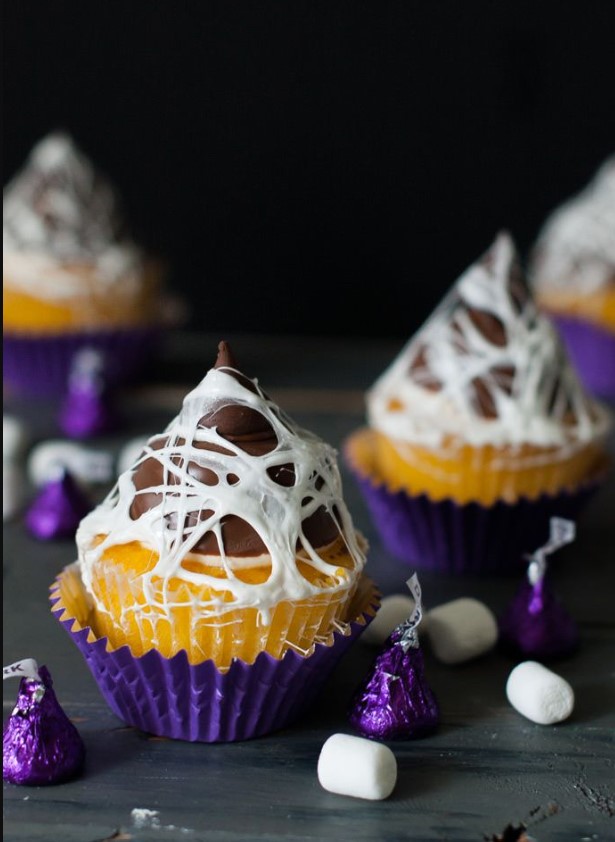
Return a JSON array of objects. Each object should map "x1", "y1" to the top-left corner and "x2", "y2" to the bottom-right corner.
[{"x1": 4, "y1": 331, "x2": 615, "y2": 842}]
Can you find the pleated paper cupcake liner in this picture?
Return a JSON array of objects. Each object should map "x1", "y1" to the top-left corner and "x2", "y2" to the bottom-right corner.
[
  {"x1": 49, "y1": 567, "x2": 379, "y2": 743},
  {"x1": 344, "y1": 430, "x2": 605, "y2": 576},
  {"x1": 85, "y1": 543, "x2": 358, "y2": 670},
  {"x1": 3, "y1": 325, "x2": 162, "y2": 397},
  {"x1": 552, "y1": 313, "x2": 615, "y2": 399}
]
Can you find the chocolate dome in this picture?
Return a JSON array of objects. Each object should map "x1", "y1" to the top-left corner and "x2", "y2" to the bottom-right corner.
[{"x1": 129, "y1": 342, "x2": 339, "y2": 556}]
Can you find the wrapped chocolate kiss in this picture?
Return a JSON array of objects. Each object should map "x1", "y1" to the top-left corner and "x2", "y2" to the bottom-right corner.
[
  {"x1": 3, "y1": 659, "x2": 85, "y2": 786},
  {"x1": 59, "y1": 347, "x2": 116, "y2": 440},
  {"x1": 349, "y1": 574, "x2": 439, "y2": 740},
  {"x1": 498, "y1": 517, "x2": 579, "y2": 660},
  {"x1": 25, "y1": 467, "x2": 92, "y2": 540}
]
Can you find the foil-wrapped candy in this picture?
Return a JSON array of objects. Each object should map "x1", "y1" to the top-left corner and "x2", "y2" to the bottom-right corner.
[
  {"x1": 59, "y1": 347, "x2": 115, "y2": 440},
  {"x1": 499, "y1": 518, "x2": 579, "y2": 660},
  {"x1": 3, "y1": 659, "x2": 85, "y2": 786},
  {"x1": 24, "y1": 468, "x2": 92, "y2": 540},
  {"x1": 349, "y1": 573, "x2": 439, "y2": 740}
]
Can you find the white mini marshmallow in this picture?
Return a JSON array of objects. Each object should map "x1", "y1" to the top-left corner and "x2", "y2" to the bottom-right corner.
[
  {"x1": 426, "y1": 597, "x2": 498, "y2": 664},
  {"x1": 317, "y1": 733, "x2": 397, "y2": 801},
  {"x1": 506, "y1": 661, "x2": 574, "y2": 725},
  {"x1": 361, "y1": 594, "x2": 422, "y2": 645},
  {"x1": 28, "y1": 441, "x2": 113, "y2": 487},
  {"x1": 3, "y1": 415, "x2": 28, "y2": 464},
  {"x1": 3, "y1": 464, "x2": 27, "y2": 521},
  {"x1": 117, "y1": 435, "x2": 151, "y2": 476}
]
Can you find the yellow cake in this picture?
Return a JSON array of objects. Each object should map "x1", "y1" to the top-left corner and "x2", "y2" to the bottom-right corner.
[{"x1": 69, "y1": 342, "x2": 372, "y2": 670}]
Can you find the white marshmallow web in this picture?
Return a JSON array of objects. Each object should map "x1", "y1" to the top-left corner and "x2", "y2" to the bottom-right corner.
[
  {"x1": 367, "y1": 232, "x2": 609, "y2": 452},
  {"x1": 77, "y1": 364, "x2": 366, "y2": 625},
  {"x1": 531, "y1": 156, "x2": 615, "y2": 295},
  {"x1": 3, "y1": 132, "x2": 143, "y2": 304}
]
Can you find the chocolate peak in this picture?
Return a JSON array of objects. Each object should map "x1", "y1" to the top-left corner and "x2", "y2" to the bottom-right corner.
[
  {"x1": 215, "y1": 341, "x2": 238, "y2": 370},
  {"x1": 128, "y1": 344, "x2": 341, "y2": 556},
  {"x1": 211, "y1": 340, "x2": 259, "y2": 396}
]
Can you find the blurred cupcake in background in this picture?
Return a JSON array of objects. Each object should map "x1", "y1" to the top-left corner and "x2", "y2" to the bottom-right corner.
[
  {"x1": 530, "y1": 157, "x2": 615, "y2": 399},
  {"x1": 345, "y1": 232, "x2": 610, "y2": 575},
  {"x1": 3, "y1": 132, "x2": 167, "y2": 396}
]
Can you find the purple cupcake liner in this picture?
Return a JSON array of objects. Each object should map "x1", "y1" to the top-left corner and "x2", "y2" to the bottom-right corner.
[
  {"x1": 49, "y1": 578, "x2": 378, "y2": 743},
  {"x1": 3, "y1": 326, "x2": 162, "y2": 397},
  {"x1": 551, "y1": 313, "x2": 615, "y2": 399},
  {"x1": 346, "y1": 455, "x2": 603, "y2": 576}
]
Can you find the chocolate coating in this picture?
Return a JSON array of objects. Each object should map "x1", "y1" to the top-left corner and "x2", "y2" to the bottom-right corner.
[{"x1": 129, "y1": 342, "x2": 340, "y2": 556}]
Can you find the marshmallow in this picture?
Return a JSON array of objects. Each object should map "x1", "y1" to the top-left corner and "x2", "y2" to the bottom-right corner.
[
  {"x1": 317, "y1": 733, "x2": 397, "y2": 801},
  {"x1": 361, "y1": 594, "x2": 421, "y2": 645},
  {"x1": 116, "y1": 435, "x2": 151, "y2": 476},
  {"x1": 3, "y1": 464, "x2": 27, "y2": 521},
  {"x1": 28, "y1": 441, "x2": 113, "y2": 487},
  {"x1": 506, "y1": 661, "x2": 574, "y2": 725},
  {"x1": 3, "y1": 415, "x2": 28, "y2": 463},
  {"x1": 426, "y1": 597, "x2": 498, "y2": 664}
]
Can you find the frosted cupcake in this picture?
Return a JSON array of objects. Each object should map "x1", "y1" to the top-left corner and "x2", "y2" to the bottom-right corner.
[
  {"x1": 345, "y1": 233, "x2": 610, "y2": 575},
  {"x1": 530, "y1": 157, "x2": 615, "y2": 398},
  {"x1": 51, "y1": 342, "x2": 377, "y2": 741},
  {"x1": 3, "y1": 132, "x2": 164, "y2": 395}
]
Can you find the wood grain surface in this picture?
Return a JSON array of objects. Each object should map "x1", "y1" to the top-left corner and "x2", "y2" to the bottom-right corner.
[{"x1": 3, "y1": 332, "x2": 614, "y2": 842}]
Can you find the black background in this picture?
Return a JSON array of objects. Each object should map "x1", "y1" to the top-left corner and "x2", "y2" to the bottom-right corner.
[{"x1": 3, "y1": 0, "x2": 614, "y2": 339}]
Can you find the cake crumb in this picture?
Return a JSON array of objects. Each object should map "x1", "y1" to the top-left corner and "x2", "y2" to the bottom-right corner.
[{"x1": 131, "y1": 808, "x2": 161, "y2": 830}]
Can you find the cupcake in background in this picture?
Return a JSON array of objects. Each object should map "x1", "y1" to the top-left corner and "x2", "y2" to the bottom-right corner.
[
  {"x1": 51, "y1": 342, "x2": 378, "y2": 742},
  {"x1": 345, "y1": 232, "x2": 610, "y2": 575},
  {"x1": 530, "y1": 157, "x2": 615, "y2": 399},
  {"x1": 3, "y1": 132, "x2": 166, "y2": 396}
]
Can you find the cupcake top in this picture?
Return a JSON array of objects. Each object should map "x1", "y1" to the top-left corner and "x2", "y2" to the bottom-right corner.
[
  {"x1": 77, "y1": 342, "x2": 366, "y2": 617},
  {"x1": 3, "y1": 132, "x2": 143, "y2": 299},
  {"x1": 367, "y1": 233, "x2": 609, "y2": 450},
  {"x1": 530, "y1": 157, "x2": 615, "y2": 295}
]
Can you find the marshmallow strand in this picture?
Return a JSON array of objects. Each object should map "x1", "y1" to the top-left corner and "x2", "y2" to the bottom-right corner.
[{"x1": 317, "y1": 733, "x2": 397, "y2": 800}]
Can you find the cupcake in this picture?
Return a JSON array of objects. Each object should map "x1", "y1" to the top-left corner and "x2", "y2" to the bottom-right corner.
[
  {"x1": 345, "y1": 232, "x2": 610, "y2": 575},
  {"x1": 51, "y1": 342, "x2": 377, "y2": 741},
  {"x1": 3, "y1": 132, "x2": 165, "y2": 396},
  {"x1": 530, "y1": 157, "x2": 615, "y2": 398}
]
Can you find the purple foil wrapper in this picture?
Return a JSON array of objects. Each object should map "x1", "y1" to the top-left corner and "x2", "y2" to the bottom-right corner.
[
  {"x1": 552, "y1": 313, "x2": 615, "y2": 399},
  {"x1": 498, "y1": 575, "x2": 579, "y2": 660},
  {"x1": 3, "y1": 666, "x2": 85, "y2": 786},
  {"x1": 50, "y1": 578, "x2": 379, "y2": 743},
  {"x1": 25, "y1": 471, "x2": 92, "y2": 541},
  {"x1": 3, "y1": 326, "x2": 161, "y2": 398},
  {"x1": 347, "y1": 454, "x2": 601, "y2": 576},
  {"x1": 59, "y1": 386, "x2": 115, "y2": 439},
  {"x1": 349, "y1": 632, "x2": 439, "y2": 740}
]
